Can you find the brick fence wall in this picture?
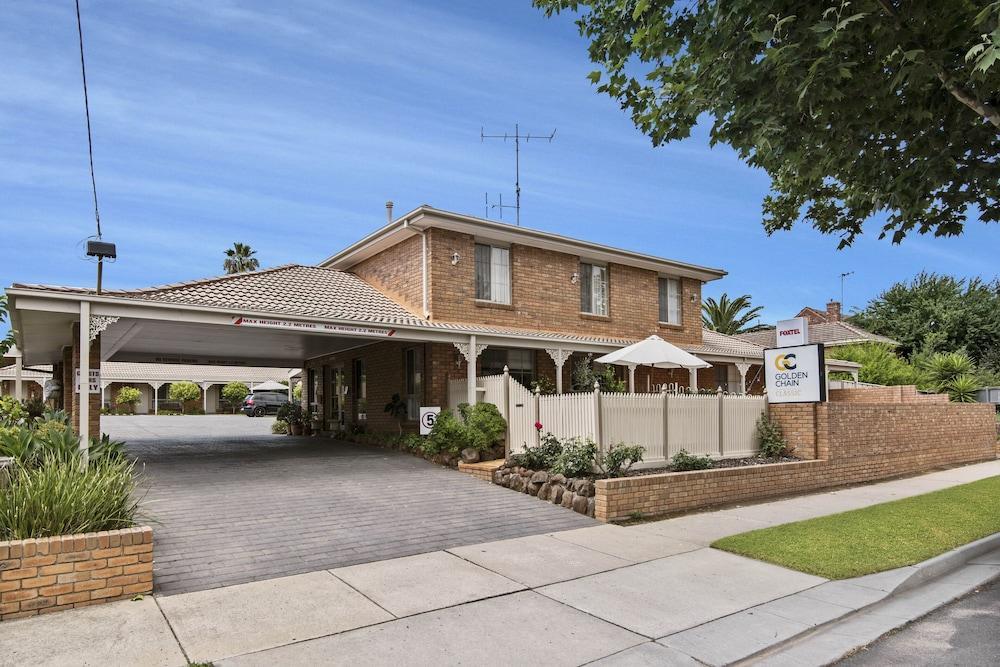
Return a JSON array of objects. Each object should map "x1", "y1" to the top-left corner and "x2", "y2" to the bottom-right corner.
[
  {"x1": 1, "y1": 527, "x2": 153, "y2": 622},
  {"x1": 829, "y1": 385, "x2": 949, "y2": 404},
  {"x1": 595, "y1": 400, "x2": 997, "y2": 521}
]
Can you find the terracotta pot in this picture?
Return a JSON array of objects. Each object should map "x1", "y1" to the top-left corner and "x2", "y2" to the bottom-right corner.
[{"x1": 290, "y1": 422, "x2": 303, "y2": 436}]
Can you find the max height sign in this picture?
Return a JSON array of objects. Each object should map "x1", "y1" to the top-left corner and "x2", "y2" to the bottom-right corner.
[{"x1": 763, "y1": 343, "x2": 827, "y2": 403}]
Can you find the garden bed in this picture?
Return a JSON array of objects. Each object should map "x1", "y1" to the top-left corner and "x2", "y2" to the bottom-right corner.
[{"x1": 627, "y1": 454, "x2": 801, "y2": 477}]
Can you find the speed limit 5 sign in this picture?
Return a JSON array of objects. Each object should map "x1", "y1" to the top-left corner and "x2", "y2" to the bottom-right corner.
[{"x1": 419, "y1": 407, "x2": 441, "y2": 435}]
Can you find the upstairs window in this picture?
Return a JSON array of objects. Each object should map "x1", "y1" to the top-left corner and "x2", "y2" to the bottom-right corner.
[
  {"x1": 659, "y1": 277, "x2": 681, "y2": 325},
  {"x1": 580, "y1": 262, "x2": 608, "y2": 316},
  {"x1": 475, "y1": 243, "x2": 511, "y2": 304}
]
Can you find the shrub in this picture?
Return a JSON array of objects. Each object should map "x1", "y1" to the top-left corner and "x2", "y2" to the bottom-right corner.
[
  {"x1": 384, "y1": 394, "x2": 408, "y2": 434},
  {"x1": 596, "y1": 443, "x2": 645, "y2": 478},
  {"x1": 459, "y1": 402, "x2": 507, "y2": 451},
  {"x1": 0, "y1": 396, "x2": 26, "y2": 428},
  {"x1": 671, "y1": 449, "x2": 713, "y2": 471},
  {"x1": 945, "y1": 374, "x2": 980, "y2": 403},
  {"x1": 424, "y1": 409, "x2": 469, "y2": 455},
  {"x1": 271, "y1": 420, "x2": 289, "y2": 434},
  {"x1": 221, "y1": 382, "x2": 250, "y2": 413},
  {"x1": 756, "y1": 414, "x2": 788, "y2": 458},
  {"x1": 22, "y1": 397, "x2": 45, "y2": 421},
  {"x1": 275, "y1": 401, "x2": 304, "y2": 426},
  {"x1": 551, "y1": 437, "x2": 597, "y2": 477},
  {"x1": 168, "y1": 381, "x2": 201, "y2": 414},
  {"x1": 115, "y1": 386, "x2": 142, "y2": 414},
  {"x1": 511, "y1": 432, "x2": 563, "y2": 469},
  {"x1": 827, "y1": 342, "x2": 922, "y2": 386},
  {"x1": 88, "y1": 434, "x2": 127, "y2": 463},
  {"x1": 0, "y1": 455, "x2": 142, "y2": 540}
]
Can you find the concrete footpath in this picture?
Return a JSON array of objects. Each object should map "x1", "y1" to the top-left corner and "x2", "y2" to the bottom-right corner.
[{"x1": 3, "y1": 460, "x2": 999, "y2": 667}]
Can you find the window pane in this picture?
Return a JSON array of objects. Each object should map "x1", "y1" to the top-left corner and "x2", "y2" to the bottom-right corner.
[
  {"x1": 480, "y1": 348, "x2": 506, "y2": 376},
  {"x1": 658, "y1": 278, "x2": 669, "y2": 322},
  {"x1": 593, "y1": 265, "x2": 608, "y2": 316},
  {"x1": 580, "y1": 263, "x2": 592, "y2": 312},
  {"x1": 491, "y1": 246, "x2": 510, "y2": 304},
  {"x1": 668, "y1": 278, "x2": 681, "y2": 325},
  {"x1": 475, "y1": 244, "x2": 491, "y2": 300}
]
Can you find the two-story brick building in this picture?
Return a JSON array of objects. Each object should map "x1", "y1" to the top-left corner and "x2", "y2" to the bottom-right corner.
[{"x1": 6, "y1": 205, "x2": 858, "y2": 441}]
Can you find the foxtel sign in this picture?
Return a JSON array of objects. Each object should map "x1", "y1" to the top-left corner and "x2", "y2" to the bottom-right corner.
[
  {"x1": 232, "y1": 316, "x2": 396, "y2": 338},
  {"x1": 763, "y1": 343, "x2": 827, "y2": 403}
]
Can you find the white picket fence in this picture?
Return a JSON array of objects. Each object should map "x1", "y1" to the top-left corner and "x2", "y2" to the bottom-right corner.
[{"x1": 447, "y1": 372, "x2": 767, "y2": 466}]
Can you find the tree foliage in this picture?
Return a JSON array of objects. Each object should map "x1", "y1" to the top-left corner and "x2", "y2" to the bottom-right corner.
[
  {"x1": 0, "y1": 295, "x2": 16, "y2": 357},
  {"x1": 702, "y1": 293, "x2": 765, "y2": 334},
  {"x1": 535, "y1": 0, "x2": 1000, "y2": 246},
  {"x1": 221, "y1": 382, "x2": 250, "y2": 413},
  {"x1": 114, "y1": 386, "x2": 142, "y2": 413},
  {"x1": 167, "y1": 381, "x2": 201, "y2": 413},
  {"x1": 827, "y1": 342, "x2": 923, "y2": 385},
  {"x1": 223, "y1": 242, "x2": 259, "y2": 274},
  {"x1": 850, "y1": 272, "x2": 1000, "y2": 372}
]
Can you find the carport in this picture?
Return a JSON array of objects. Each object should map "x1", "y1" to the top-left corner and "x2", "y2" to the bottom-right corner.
[{"x1": 7, "y1": 265, "x2": 621, "y2": 448}]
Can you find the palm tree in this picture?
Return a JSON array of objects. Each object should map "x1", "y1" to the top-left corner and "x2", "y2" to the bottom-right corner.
[
  {"x1": 702, "y1": 293, "x2": 765, "y2": 335},
  {"x1": 223, "y1": 243, "x2": 259, "y2": 274},
  {"x1": 0, "y1": 295, "x2": 15, "y2": 356}
]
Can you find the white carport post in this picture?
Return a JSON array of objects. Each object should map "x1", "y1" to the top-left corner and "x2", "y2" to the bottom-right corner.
[
  {"x1": 627, "y1": 364, "x2": 636, "y2": 393},
  {"x1": 467, "y1": 335, "x2": 477, "y2": 405},
  {"x1": 150, "y1": 382, "x2": 163, "y2": 415},
  {"x1": 688, "y1": 367, "x2": 698, "y2": 393},
  {"x1": 13, "y1": 353, "x2": 23, "y2": 401},
  {"x1": 78, "y1": 301, "x2": 90, "y2": 464},
  {"x1": 201, "y1": 382, "x2": 213, "y2": 413},
  {"x1": 735, "y1": 362, "x2": 751, "y2": 395}
]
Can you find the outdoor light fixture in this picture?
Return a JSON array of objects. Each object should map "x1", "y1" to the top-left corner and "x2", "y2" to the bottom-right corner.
[
  {"x1": 451, "y1": 252, "x2": 461, "y2": 265},
  {"x1": 571, "y1": 272, "x2": 579, "y2": 284}
]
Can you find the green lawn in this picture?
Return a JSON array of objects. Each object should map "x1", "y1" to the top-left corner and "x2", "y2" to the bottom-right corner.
[{"x1": 712, "y1": 475, "x2": 1000, "y2": 579}]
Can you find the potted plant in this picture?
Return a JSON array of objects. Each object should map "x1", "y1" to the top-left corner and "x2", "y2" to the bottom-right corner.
[
  {"x1": 276, "y1": 402, "x2": 304, "y2": 436},
  {"x1": 302, "y1": 409, "x2": 313, "y2": 436}
]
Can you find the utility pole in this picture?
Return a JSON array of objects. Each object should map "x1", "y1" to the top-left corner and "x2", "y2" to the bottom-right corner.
[{"x1": 481, "y1": 123, "x2": 556, "y2": 226}]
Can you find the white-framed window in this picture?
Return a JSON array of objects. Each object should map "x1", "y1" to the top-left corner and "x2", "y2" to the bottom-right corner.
[
  {"x1": 474, "y1": 243, "x2": 511, "y2": 304},
  {"x1": 404, "y1": 346, "x2": 423, "y2": 420},
  {"x1": 580, "y1": 262, "x2": 608, "y2": 316},
  {"x1": 659, "y1": 277, "x2": 681, "y2": 325}
]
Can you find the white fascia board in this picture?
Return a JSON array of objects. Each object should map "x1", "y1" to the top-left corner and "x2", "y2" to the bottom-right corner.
[{"x1": 321, "y1": 207, "x2": 727, "y2": 282}]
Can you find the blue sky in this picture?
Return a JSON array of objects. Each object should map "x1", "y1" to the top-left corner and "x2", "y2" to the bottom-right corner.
[{"x1": 2, "y1": 0, "x2": 997, "y2": 339}]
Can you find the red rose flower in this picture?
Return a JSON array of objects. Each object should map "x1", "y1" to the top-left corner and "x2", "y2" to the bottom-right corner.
[{"x1": 534, "y1": 421, "x2": 543, "y2": 431}]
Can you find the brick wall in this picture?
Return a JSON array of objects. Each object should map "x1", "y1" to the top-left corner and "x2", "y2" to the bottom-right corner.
[
  {"x1": 0, "y1": 527, "x2": 153, "y2": 622},
  {"x1": 830, "y1": 385, "x2": 949, "y2": 403},
  {"x1": 419, "y1": 228, "x2": 703, "y2": 343},
  {"x1": 352, "y1": 233, "x2": 425, "y2": 315},
  {"x1": 595, "y1": 400, "x2": 996, "y2": 521}
]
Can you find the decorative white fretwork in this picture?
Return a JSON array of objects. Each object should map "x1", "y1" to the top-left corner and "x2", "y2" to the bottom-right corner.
[
  {"x1": 89, "y1": 316, "x2": 120, "y2": 342},
  {"x1": 453, "y1": 342, "x2": 488, "y2": 364},
  {"x1": 544, "y1": 348, "x2": 570, "y2": 370}
]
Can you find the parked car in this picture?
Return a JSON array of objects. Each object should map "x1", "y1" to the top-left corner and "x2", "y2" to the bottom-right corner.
[{"x1": 242, "y1": 390, "x2": 288, "y2": 417}]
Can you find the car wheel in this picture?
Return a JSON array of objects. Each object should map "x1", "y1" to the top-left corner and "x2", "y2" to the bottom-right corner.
[{"x1": 253, "y1": 406, "x2": 266, "y2": 417}]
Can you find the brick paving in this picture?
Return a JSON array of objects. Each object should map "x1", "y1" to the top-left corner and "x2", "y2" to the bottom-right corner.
[{"x1": 106, "y1": 416, "x2": 596, "y2": 596}]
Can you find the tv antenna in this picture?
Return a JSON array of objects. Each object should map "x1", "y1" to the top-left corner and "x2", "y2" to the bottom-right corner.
[
  {"x1": 480, "y1": 123, "x2": 556, "y2": 226},
  {"x1": 484, "y1": 193, "x2": 518, "y2": 221},
  {"x1": 840, "y1": 271, "x2": 854, "y2": 306}
]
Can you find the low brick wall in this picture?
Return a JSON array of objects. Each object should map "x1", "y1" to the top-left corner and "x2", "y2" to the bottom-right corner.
[
  {"x1": 596, "y1": 401, "x2": 997, "y2": 522},
  {"x1": 1, "y1": 527, "x2": 153, "y2": 622},
  {"x1": 829, "y1": 385, "x2": 949, "y2": 404},
  {"x1": 458, "y1": 459, "x2": 505, "y2": 482}
]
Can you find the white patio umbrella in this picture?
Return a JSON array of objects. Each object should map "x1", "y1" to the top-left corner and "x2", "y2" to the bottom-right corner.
[{"x1": 595, "y1": 335, "x2": 711, "y2": 392}]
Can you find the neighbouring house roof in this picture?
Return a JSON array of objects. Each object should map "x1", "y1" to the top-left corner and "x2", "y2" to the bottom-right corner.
[
  {"x1": 0, "y1": 363, "x2": 296, "y2": 384},
  {"x1": 734, "y1": 321, "x2": 897, "y2": 349},
  {"x1": 320, "y1": 205, "x2": 727, "y2": 282},
  {"x1": 686, "y1": 329, "x2": 766, "y2": 359}
]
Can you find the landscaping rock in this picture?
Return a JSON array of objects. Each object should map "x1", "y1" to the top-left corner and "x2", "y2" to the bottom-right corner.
[
  {"x1": 550, "y1": 474, "x2": 566, "y2": 485},
  {"x1": 587, "y1": 497, "x2": 595, "y2": 517},
  {"x1": 537, "y1": 483, "x2": 551, "y2": 501},
  {"x1": 550, "y1": 485, "x2": 564, "y2": 504},
  {"x1": 530, "y1": 471, "x2": 549, "y2": 485},
  {"x1": 520, "y1": 468, "x2": 533, "y2": 478},
  {"x1": 580, "y1": 481, "x2": 596, "y2": 498},
  {"x1": 509, "y1": 475, "x2": 524, "y2": 492},
  {"x1": 527, "y1": 482, "x2": 538, "y2": 496},
  {"x1": 572, "y1": 494, "x2": 589, "y2": 515},
  {"x1": 460, "y1": 448, "x2": 481, "y2": 464},
  {"x1": 561, "y1": 491, "x2": 575, "y2": 509}
]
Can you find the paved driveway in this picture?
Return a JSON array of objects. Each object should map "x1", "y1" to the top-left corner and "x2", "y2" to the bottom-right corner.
[{"x1": 105, "y1": 416, "x2": 596, "y2": 596}]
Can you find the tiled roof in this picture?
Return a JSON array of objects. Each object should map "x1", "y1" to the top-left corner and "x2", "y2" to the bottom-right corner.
[
  {"x1": 11, "y1": 266, "x2": 763, "y2": 357},
  {"x1": 685, "y1": 329, "x2": 764, "y2": 358},
  {"x1": 0, "y1": 363, "x2": 294, "y2": 383},
  {"x1": 15, "y1": 265, "x2": 427, "y2": 325},
  {"x1": 734, "y1": 321, "x2": 896, "y2": 348}
]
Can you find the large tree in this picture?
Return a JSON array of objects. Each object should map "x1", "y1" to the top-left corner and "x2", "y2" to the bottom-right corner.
[
  {"x1": 850, "y1": 272, "x2": 1000, "y2": 372},
  {"x1": 702, "y1": 293, "x2": 765, "y2": 334},
  {"x1": 0, "y1": 295, "x2": 16, "y2": 357},
  {"x1": 223, "y1": 242, "x2": 259, "y2": 274},
  {"x1": 535, "y1": 1, "x2": 1000, "y2": 247}
]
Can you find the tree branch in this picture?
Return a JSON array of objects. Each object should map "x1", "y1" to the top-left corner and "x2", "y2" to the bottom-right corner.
[{"x1": 877, "y1": 0, "x2": 1000, "y2": 130}]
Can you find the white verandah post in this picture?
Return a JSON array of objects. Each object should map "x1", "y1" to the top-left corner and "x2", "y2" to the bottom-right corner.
[
  {"x1": 13, "y1": 353, "x2": 23, "y2": 401},
  {"x1": 688, "y1": 367, "x2": 699, "y2": 393},
  {"x1": 467, "y1": 334, "x2": 477, "y2": 405},
  {"x1": 78, "y1": 301, "x2": 90, "y2": 464},
  {"x1": 735, "y1": 362, "x2": 751, "y2": 395},
  {"x1": 627, "y1": 364, "x2": 636, "y2": 394},
  {"x1": 150, "y1": 382, "x2": 163, "y2": 415},
  {"x1": 545, "y1": 348, "x2": 569, "y2": 394}
]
